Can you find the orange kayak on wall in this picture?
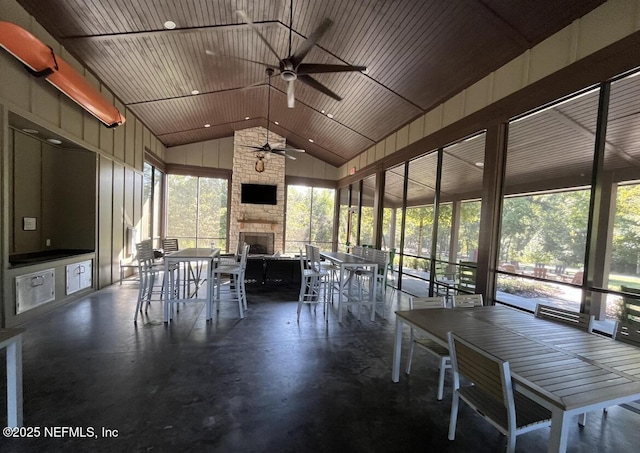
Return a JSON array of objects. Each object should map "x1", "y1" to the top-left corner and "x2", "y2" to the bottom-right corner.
[{"x1": 0, "y1": 21, "x2": 125, "y2": 128}]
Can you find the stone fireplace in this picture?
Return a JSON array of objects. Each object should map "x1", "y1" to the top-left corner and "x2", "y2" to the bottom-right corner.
[
  {"x1": 229, "y1": 127, "x2": 286, "y2": 256},
  {"x1": 239, "y1": 232, "x2": 275, "y2": 255}
]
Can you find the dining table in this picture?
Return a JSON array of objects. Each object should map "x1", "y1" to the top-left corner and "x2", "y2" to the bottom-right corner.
[
  {"x1": 162, "y1": 247, "x2": 220, "y2": 323},
  {"x1": 391, "y1": 304, "x2": 640, "y2": 453},
  {"x1": 319, "y1": 250, "x2": 378, "y2": 322}
]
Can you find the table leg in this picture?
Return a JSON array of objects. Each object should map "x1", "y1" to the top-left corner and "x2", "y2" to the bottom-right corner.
[
  {"x1": 338, "y1": 266, "x2": 345, "y2": 322},
  {"x1": 206, "y1": 259, "x2": 213, "y2": 321},
  {"x1": 392, "y1": 317, "x2": 403, "y2": 382},
  {"x1": 548, "y1": 408, "x2": 569, "y2": 453},
  {"x1": 6, "y1": 335, "x2": 23, "y2": 427},
  {"x1": 370, "y1": 264, "x2": 377, "y2": 321},
  {"x1": 163, "y1": 261, "x2": 170, "y2": 323}
]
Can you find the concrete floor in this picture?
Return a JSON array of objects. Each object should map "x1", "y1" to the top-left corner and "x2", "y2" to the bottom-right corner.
[{"x1": 1, "y1": 279, "x2": 639, "y2": 452}]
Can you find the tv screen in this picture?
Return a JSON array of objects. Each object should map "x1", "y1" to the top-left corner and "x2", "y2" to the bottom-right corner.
[{"x1": 241, "y1": 183, "x2": 277, "y2": 205}]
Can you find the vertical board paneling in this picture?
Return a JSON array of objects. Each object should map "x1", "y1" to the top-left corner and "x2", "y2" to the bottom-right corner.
[
  {"x1": 98, "y1": 155, "x2": 113, "y2": 288},
  {"x1": 111, "y1": 163, "x2": 125, "y2": 280}
]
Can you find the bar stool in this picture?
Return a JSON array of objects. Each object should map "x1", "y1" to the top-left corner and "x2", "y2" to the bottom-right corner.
[
  {"x1": 212, "y1": 243, "x2": 249, "y2": 318},
  {"x1": 297, "y1": 245, "x2": 331, "y2": 322}
]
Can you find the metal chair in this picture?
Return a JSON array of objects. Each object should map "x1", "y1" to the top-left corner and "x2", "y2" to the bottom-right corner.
[
  {"x1": 447, "y1": 332, "x2": 552, "y2": 453},
  {"x1": 534, "y1": 303, "x2": 594, "y2": 332},
  {"x1": 452, "y1": 293, "x2": 483, "y2": 308},
  {"x1": 405, "y1": 296, "x2": 450, "y2": 400},
  {"x1": 213, "y1": 244, "x2": 250, "y2": 318},
  {"x1": 133, "y1": 240, "x2": 166, "y2": 322},
  {"x1": 297, "y1": 245, "x2": 330, "y2": 322}
]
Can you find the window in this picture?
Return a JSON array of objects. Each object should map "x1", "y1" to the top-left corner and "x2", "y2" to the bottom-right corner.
[
  {"x1": 166, "y1": 175, "x2": 228, "y2": 249},
  {"x1": 142, "y1": 162, "x2": 164, "y2": 247},
  {"x1": 285, "y1": 185, "x2": 335, "y2": 253}
]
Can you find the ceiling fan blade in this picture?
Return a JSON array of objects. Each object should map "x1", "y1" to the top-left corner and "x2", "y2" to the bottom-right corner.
[
  {"x1": 239, "y1": 144, "x2": 268, "y2": 151},
  {"x1": 219, "y1": 53, "x2": 279, "y2": 70},
  {"x1": 287, "y1": 80, "x2": 295, "y2": 108},
  {"x1": 273, "y1": 149, "x2": 297, "y2": 160},
  {"x1": 290, "y1": 18, "x2": 333, "y2": 67},
  {"x1": 296, "y1": 63, "x2": 367, "y2": 75},
  {"x1": 273, "y1": 146, "x2": 305, "y2": 153},
  {"x1": 297, "y1": 74, "x2": 342, "y2": 101},
  {"x1": 236, "y1": 10, "x2": 282, "y2": 62}
]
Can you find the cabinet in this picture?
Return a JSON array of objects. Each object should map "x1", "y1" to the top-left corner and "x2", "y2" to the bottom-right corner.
[
  {"x1": 66, "y1": 260, "x2": 92, "y2": 295},
  {"x1": 15, "y1": 269, "x2": 55, "y2": 314}
]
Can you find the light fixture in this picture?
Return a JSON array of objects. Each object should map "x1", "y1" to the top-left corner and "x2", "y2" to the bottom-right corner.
[
  {"x1": 22, "y1": 128, "x2": 38, "y2": 134},
  {"x1": 164, "y1": 20, "x2": 176, "y2": 30},
  {"x1": 255, "y1": 153, "x2": 265, "y2": 173},
  {"x1": 321, "y1": 110, "x2": 325, "y2": 114},
  {"x1": 46, "y1": 138, "x2": 62, "y2": 145},
  {"x1": 204, "y1": 123, "x2": 211, "y2": 128},
  {"x1": 274, "y1": 121, "x2": 279, "y2": 125},
  {"x1": 308, "y1": 138, "x2": 314, "y2": 143},
  {"x1": 475, "y1": 162, "x2": 484, "y2": 168},
  {"x1": 326, "y1": 113, "x2": 334, "y2": 119},
  {"x1": 191, "y1": 89, "x2": 199, "y2": 95},
  {"x1": 245, "y1": 116, "x2": 250, "y2": 120}
]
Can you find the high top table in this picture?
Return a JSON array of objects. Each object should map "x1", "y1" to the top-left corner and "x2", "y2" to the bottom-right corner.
[
  {"x1": 391, "y1": 305, "x2": 640, "y2": 453},
  {"x1": 162, "y1": 248, "x2": 220, "y2": 323},
  {"x1": 319, "y1": 251, "x2": 378, "y2": 322},
  {"x1": 0, "y1": 328, "x2": 23, "y2": 427}
]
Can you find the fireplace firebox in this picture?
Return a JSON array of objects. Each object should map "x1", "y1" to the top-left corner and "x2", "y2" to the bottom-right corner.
[{"x1": 239, "y1": 232, "x2": 274, "y2": 255}]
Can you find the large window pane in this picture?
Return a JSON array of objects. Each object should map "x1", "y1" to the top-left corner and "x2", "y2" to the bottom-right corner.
[
  {"x1": 402, "y1": 152, "x2": 437, "y2": 296},
  {"x1": 359, "y1": 175, "x2": 375, "y2": 246},
  {"x1": 383, "y1": 164, "x2": 405, "y2": 290},
  {"x1": 338, "y1": 187, "x2": 349, "y2": 250},
  {"x1": 285, "y1": 185, "x2": 335, "y2": 253},
  {"x1": 167, "y1": 175, "x2": 228, "y2": 250},
  {"x1": 497, "y1": 88, "x2": 599, "y2": 312}
]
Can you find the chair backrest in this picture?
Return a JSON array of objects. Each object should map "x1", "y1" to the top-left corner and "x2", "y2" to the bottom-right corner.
[
  {"x1": 162, "y1": 238, "x2": 179, "y2": 254},
  {"x1": 304, "y1": 244, "x2": 321, "y2": 272},
  {"x1": 535, "y1": 303, "x2": 594, "y2": 332},
  {"x1": 135, "y1": 240, "x2": 155, "y2": 270},
  {"x1": 571, "y1": 270, "x2": 584, "y2": 285},
  {"x1": 614, "y1": 320, "x2": 640, "y2": 347},
  {"x1": 458, "y1": 261, "x2": 476, "y2": 290},
  {"x1": 351, "y1": 245, "x2": 363, "y2": 257},
  {"x1": 453, "y1": 294, "x2": 483, "y2": 308},
  {"x1": 448, "y1": 332, "x2": 515, "y2": 429},
  {"x1": 409, "y1": 296, "x2": 446, "y2": 310},
  {"x1": 239, "y1": 243, "x2": 250, "y2": 269},
  {"x1": 620, "y1": 285, "x2": 640, "y2": 323},
  {"x1": 533, "y1": 263, "x2": 547, "y2": 279}
]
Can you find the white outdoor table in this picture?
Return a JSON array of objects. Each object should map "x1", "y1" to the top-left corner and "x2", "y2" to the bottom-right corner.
[
  {"x1": 162, "y1": 248, "x2": 220, "y2": 323},
  {"x1": 0, "y1": 328, "x2": 24, "y2": 427},
  {"x1": 319, "y1": 251, "x2": 378, "y2": 322},
  {"x1": 391, "y1": 305, "x2": 640, "y2": 453}
]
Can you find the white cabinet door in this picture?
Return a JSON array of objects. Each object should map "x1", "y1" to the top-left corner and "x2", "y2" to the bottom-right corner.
[{"x1": 66, "y1": 260, "x2": 92, "y2": 295}]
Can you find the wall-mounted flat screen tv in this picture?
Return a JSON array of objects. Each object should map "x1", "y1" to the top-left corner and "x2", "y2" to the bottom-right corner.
[{"x1": 241, "y1": 183, "x2": 278, "y2": 205}]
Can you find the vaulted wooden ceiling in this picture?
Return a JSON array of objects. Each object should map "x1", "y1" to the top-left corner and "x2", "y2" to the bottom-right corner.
[{"x1": 15, "y1": 0, "x2": 606, "y2": 167}]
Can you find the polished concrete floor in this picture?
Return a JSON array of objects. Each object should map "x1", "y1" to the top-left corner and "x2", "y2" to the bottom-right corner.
[{"x1": 1, "y1": 279, "x2": 639, "y2": 452}]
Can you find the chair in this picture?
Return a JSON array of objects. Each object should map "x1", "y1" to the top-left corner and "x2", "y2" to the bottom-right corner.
[
  {"x1": 297, "y1": 245, "x2": 330, "y2": 322},
  {"x1": 614, "y1": 319, "x2": 640, "y2": 347},
  {"x1": 535, "y1": 303, "x2": 594, "y2": 426},
  {"x1": 447, "y1": 332, "x2": 552, "y2": 453},
  {"x1": 533, "y1": 263, "x2": 547, "y2": 279},
  {"x1": 534, "y1": 304, "x2": 594, "y2": 332},
  {"x1": 620, "y1": 286, "x2": 640, "y2": 323},
  {"x1": 613, "y1": 320, "x2": 640, "y2": 415},
  {"x1": 457, "y1": 261, "x2": 476, "y2": 292},
  {"x1": 404, "y1": 296, "x2": 450, "y2": 400},
  {"x1": 134, "y1": 240, "x2": 165, "y2": 323},
  {"x1": 213, "y1": 243, "x2": 250, "y2": 318},
  {"x1": 452, "y1": 293, "x2": 483, "y2": 308},
  {"x1": 353, "y1": 249, "x2": 391, "y2": 318}
]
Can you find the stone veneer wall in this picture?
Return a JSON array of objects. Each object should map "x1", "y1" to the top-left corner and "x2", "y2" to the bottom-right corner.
[{"x1": 230, "y1": 127, "x2": 286, "y2": 254}]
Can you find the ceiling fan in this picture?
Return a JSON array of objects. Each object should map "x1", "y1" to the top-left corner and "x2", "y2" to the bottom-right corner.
[
  {"x1": 241, "y1": 68, "x2": 305, "y2": 160},
  {"x1": 237, "y1": 0, "x2": 366, "y2": 108}
]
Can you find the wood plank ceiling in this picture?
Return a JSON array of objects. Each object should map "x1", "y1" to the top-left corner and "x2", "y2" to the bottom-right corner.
[{"x1": 15, "y1": 0, "x2": 606, "y2": 167}]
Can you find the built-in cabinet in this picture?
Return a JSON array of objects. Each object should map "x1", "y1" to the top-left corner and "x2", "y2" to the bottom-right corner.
[
  {"x1": 66, "y1": 260, "x2": 92, "y2": 295},
  {"x1": 15, "y1": 269, "x2": 55, "y2": 314}
]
